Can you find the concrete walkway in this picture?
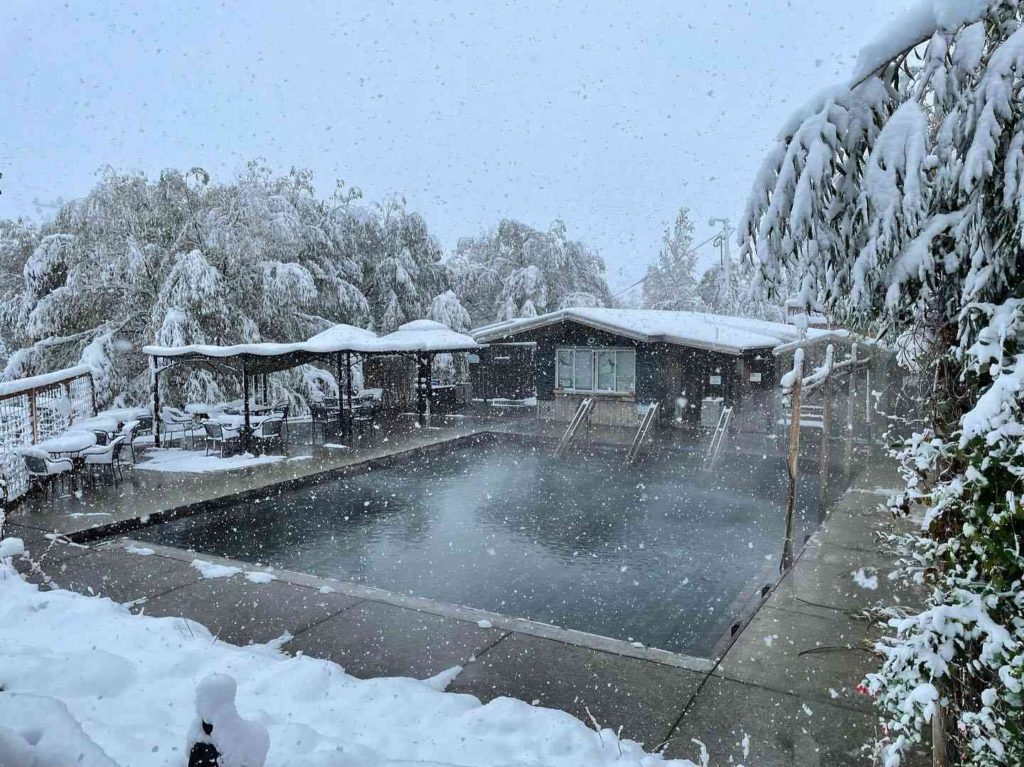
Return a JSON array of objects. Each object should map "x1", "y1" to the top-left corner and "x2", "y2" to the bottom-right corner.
[{"x1": 5, "y1": 424, "x2": 925, "y2": 765}]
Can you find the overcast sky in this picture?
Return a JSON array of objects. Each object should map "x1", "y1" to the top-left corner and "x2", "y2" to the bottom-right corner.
[{"x1": 2, "y1": 0, "x2": 900, "y2": 292}]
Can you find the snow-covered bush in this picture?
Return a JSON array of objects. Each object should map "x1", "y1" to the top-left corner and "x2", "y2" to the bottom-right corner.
[{"x1": 740, "y1": 1, "x2": 1024, "y2": 763}]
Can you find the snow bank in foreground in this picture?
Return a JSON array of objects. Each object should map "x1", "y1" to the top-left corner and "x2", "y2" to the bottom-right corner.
[{"x1": 0, "y1": 566, "x2": 700, "y2": 766}]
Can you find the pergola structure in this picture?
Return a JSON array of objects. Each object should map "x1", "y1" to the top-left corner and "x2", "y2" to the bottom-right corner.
[{"x1": 143, "y1": 320, "x2": 480, "y2": 451}]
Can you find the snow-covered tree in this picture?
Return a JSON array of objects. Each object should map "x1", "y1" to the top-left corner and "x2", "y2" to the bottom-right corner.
[
  {"x1": 741, "y1": 2, "x2": 1024, "y2": 764},
  {"x1": 697, "y1": 259, "x2": 786, "y2": 322},
  {"x1": 429, "y1": 289, "x2": 472, "y2": 384},
  {"x1": 642, "y1": 208, "x2": 700, "y2": 311},
  {"x1": 0, "y1": 164, "x2": 440, "y2": 408},
  {"x1": 450, "y1": 219, "x2": 611, "y2": 325},
  {"x1": 361, "y1": 197, "x2": 448, "y2": 333}
]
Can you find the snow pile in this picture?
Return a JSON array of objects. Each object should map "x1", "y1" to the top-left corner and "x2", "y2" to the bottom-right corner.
[
  {"x1": 852, "y1": 568, "x2": 879, "y2": 591},
  {"x1": 187, "y1": 674, "x2": 269, "y2": 767},
  {"x1": 0, "y1": 693, "x2": 119, "y2": 766},
  {"x1": 135, "y1": 449, "x2": 286, "y2": 474},
  {"x1": 0, "y1": 567, "x2": 706, "y2": 766},
  {"x1": 192, "y1": 559, "x2": 243, "y2": 579}
]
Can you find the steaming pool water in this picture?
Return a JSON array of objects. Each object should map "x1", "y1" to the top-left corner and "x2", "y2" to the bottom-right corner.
[{"x1": 133, "y1": 438, "x2": 833, "y2": 657}]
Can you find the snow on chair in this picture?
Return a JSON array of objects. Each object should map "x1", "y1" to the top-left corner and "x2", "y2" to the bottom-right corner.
[
  {"x1": 202, "y1": 421, "x2": 241, "y2": 458},
  {"x1": 121, "y1": 419, "x2": 141, "y2": 463},
  {"x1": 161, "y1": 406, "x2": 198, "y2": 448},
  {"x1": 17, "y1": 448, "x2": 75, "y2": 496},
  {"x1": 252, "y1": 416, "x2": 285, "y2": 454},
  {"x1": 81, "y1": 435, "x2": 127, "y2": 484}
]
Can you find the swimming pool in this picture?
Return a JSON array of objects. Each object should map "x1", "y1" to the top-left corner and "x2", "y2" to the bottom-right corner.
[{"x1": 133, "y1": 438, "x2": 831, "y2": 657}]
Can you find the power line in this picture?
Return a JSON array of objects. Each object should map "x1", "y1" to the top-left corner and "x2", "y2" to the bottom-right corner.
[{"x1": 610, "y1": 232, "x2": 719, "y2": 299}]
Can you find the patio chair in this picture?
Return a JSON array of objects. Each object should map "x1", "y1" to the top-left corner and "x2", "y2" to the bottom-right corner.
[
  {"x1": 121, "y1": 419, "x2": 141, "y2": 463},
  {"x1": 19, "y1": 451, "x2": 75, "y2": 496},
  {"x1": 309, "y1": 403, "x2": 331, "y2": 445},
  {"x1": 160, "y1": 406, "x2": 198, "y2": 448},
  {"x1": 82, "y1": 436, "x2": 126, "y2": 484},
  {"x1": 252, "y1": 416, "x2": 285, "y2": 454},
  {"x1": 270, "y1": 401, "x2": 290, "y2": 445},
  {"x1": 202, "y1": 421, "x2": 241, "y2": 458}
]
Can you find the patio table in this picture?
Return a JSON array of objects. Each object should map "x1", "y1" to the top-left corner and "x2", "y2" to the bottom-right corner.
[
  {"x1": 212, "y1": 413, "x2": 270, "y2": 431},
  {"x1": 76, "y1": 415, "x2": 120, "y2": 434},
  {"x1": 35, "y1": 430, "x2": 97, "y2": 456}
]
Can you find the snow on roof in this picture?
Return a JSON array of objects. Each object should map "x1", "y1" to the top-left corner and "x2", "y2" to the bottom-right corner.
[
  {"x1": 0, "y1": 364, "x2": 93, "y2": 398},
  {"x1": 143, "y1": 320, "x2": 479, "y2": 359},
  {"x1": 472, "y1": 308, "x2": 837, "y2": 355},
  {"x1": 304, "y1": 323, "x2": 380, "y2": 350},
  {"x1": 374, "y1": 320, "x2": 479, "y2": 353}
]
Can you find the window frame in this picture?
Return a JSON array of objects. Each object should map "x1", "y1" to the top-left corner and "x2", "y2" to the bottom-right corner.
[{"x1": 554, "y1": 346, "x2": 636, "y2": 395}]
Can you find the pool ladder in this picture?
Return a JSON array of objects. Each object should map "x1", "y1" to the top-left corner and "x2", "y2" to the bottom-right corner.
[
  {"x1": 626, "y1": 402, "x2": 659, "y2": 464},
  {"x1": 554, "y1": 397, "x2": 594, "y2": 457},
  {"x1": 704, "y1": 405, "x2": 733, "y2": 470}
]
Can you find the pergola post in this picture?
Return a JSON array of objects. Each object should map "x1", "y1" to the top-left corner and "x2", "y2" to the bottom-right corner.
[
  {"x1": 335, "y1": 351, "x2": 345, "y2": 440},
  {"x1": 819, "y1": 377, "x2": 832, "y2": 516},
  {"x1": 151, "y1": 355, "x2": 162, "y2": 448},
  {"x1": 426, "y1": 353, "x2": 434, "y2": 427},
  {"x1": 242, "y1": 357, "x2": 252, "y2": 453},
  {"x1": 843, "y1": 344, "x2": 857, "y2": 479},
  {"x1": 781, "y1": 352, "x2": 803, "y2": 573},
  {"x1": 416, "y1": 353, "x2": 429, "y2": 427},
  {"x1": 345, "y1": 352, "x2": 354, "y2": 437}
]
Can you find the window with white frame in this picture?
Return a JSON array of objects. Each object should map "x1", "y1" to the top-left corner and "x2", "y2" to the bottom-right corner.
[{"x1": 555, "y1": 347, "x2": 636, "y2": 394}]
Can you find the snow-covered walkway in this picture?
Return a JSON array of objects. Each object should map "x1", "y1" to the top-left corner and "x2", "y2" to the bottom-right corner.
[{"x1": 0, "y1": 559, "x2": 697, "y2": 766}]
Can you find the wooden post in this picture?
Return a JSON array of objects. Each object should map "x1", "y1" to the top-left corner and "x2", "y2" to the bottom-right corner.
[
  {"x1": 151, "y1": 356, "x2": 161, "y2": 448},
  {"x1": 865, "y1": 367, "x2": 872, "y2": 443},
  {"x1": 843, "y1": 344, "x2": 857, "y2": 479},
  {"x1": 819, "y1": 377, "x2": 832, "y2": 516},
  {"x1": 781, "y1": 349, "x2": 804, "y2": 573},
  {"x1": 27, "y1": 388, "x2": 39, "y2": 444},
  {"x1": 242, "y1": 357, "x2": 251, "y2": 453}
]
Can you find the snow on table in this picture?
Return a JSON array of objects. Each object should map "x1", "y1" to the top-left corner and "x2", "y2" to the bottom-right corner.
[
  {"x1": 76, "y1": 415, "x2": 121, "y2": 433},
  {"x1": 34, "y1": 430, "x2": 97, "y2": 455},
  {"x1": 134, "y1": 448, "x2": 285, "y2": 474},
  {"x1": 0, "y1": 564, "x2": 701, "y2": 766},
  {"x1": 213, "y1": 414, "x2": 272, "y2": 431}
]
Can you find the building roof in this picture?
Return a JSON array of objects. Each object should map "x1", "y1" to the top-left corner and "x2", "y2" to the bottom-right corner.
[{"x1": 471, "y1": 308, "x2": 839, "y2": 355}]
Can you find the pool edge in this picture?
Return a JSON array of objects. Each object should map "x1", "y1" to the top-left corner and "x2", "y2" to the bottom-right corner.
[{"x1": 104, "y1": 536, "x2": 717, "y2": 675}]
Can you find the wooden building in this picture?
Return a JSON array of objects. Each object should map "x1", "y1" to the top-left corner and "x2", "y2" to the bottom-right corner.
[{"x1": 471, "y1": 308, "x2": 840, "y2": 431}]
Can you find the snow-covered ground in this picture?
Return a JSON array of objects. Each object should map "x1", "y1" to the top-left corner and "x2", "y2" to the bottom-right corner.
[
  {"x1": 0, "y1": 561, "x2": 703, "y2": 766},
  {"x1": 135, "y1": 448, "x2": 310, "y2": 474}
]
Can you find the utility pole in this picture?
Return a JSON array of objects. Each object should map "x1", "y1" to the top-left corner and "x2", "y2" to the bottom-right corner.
[{"x1": 709, "y1": 217, "x2": 735, "y2": 307}]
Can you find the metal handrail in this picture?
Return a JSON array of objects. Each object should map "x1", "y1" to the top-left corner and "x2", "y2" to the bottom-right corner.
[
  {"x1": 554, "y1": 397, "x2": 593, "y2": 457},
  {"x1": 626, "y1": 402, "x2": 659, "y2": 464}
]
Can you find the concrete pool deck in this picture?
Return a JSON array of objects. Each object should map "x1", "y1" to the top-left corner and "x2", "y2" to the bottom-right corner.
[
  {"x1": 7, "y1": 415, "x2": 505, "y2": 538},
  {"x1": 5, "y1": 420, "x2": 926, "y2": 765}
]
